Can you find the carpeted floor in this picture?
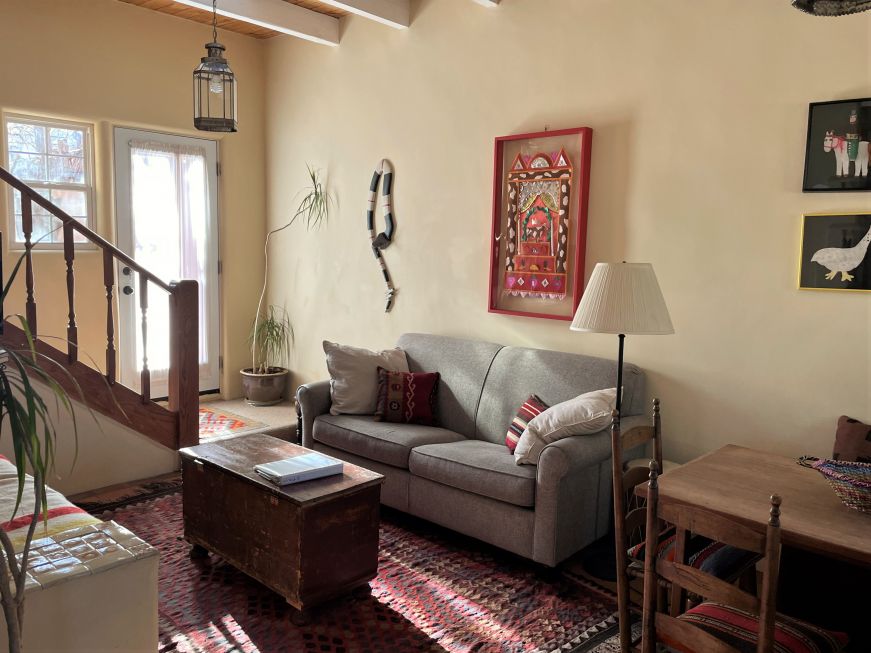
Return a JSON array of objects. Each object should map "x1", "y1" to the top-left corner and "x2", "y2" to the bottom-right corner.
[{"x1": 100, "y1": 491, "x2": 625, "y2": 653}]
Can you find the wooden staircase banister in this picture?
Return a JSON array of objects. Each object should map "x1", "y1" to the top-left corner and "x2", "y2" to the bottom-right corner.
[
  {"x1": 0, "y1": 321, "x2": 179, "y2": 450},
  {"x1": 0, "y1": 166, "x2": 172, "y2": 293},
  {"x1": 0, "y1": 165, "x2": 199, "y2": 450}
]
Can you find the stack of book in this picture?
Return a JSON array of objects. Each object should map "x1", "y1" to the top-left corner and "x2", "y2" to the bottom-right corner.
[{"x1": 254, "y1": 452, "x2": 344, "y2": 486}]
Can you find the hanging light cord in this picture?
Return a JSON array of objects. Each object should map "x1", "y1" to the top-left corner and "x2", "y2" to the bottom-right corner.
[{"x1": 211, "y1": 0, "x2": 218, "y2": 43}]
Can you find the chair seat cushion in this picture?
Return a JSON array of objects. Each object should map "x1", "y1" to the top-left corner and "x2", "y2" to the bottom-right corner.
[
  {"x1": 627, "y1": 527, "x2": 758, "y2": 578},
  {"x1": 675, "y1": 602, "x2": 848, "y2": 653},
  {"x1": 409, "y1": 440, "x2": 537, "y2": 507},
  {"x1": 313, "y1": 415, "x2": 466, "y2": 469}
]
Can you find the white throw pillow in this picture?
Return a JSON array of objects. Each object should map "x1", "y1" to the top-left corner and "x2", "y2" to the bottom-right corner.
[
  {"x1": 514, "y1": 387, "x2": 617, "y2": 465},
  {"x1": 323, "y1": 341, "x2": 409, "y2": 415}
]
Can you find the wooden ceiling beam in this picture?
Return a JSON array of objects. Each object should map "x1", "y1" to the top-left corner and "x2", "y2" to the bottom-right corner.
[
  {"x1": 173, "y1": 0, "x2": 339, "y2": 45},
  {"x1": 315, "y1": 0, "x2": 409, "y2": 29}
]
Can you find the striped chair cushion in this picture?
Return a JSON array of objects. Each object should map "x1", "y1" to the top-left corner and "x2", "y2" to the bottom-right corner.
[
  {"x1": 673, "y1": 602, "x2": 848, "y2": 653},
  {"x1": 627, "y1": 526, "x2": 757, "y2": 578},
  {"x1": 505, "y1": 394, "x2": 549, "y2": 453}
]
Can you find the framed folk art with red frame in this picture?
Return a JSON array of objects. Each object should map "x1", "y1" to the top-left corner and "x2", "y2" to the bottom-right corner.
[{"x1": 488, "y1": 127, "x2": 593, "y2": 320}]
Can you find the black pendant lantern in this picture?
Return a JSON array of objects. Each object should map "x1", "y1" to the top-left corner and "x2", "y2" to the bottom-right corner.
[
  {"x1": 193, "y1": 0, "x2": 237, "y2": 132},
  {"x1": 792, "y1": 0, "x2": 871, "y2": 15}
]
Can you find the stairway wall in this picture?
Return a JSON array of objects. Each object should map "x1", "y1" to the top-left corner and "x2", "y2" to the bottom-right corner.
[{"x1": 0, "y1": 379, "x2": 178, "y2": 496}]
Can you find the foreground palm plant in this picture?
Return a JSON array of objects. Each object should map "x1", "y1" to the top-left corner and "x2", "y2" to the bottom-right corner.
[{"x1": 0, "y1": 253, "x2": 81, "y2": 653}]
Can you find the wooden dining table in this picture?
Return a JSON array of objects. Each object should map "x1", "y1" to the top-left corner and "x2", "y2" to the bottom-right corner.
[{"x1": 634, "y1": 443, "x2": 871, "y2": 567}]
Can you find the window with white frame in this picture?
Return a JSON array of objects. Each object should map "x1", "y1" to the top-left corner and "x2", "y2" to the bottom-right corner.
[{"x1": 3, "y1": 114, "x2": 94, "y2": 247}]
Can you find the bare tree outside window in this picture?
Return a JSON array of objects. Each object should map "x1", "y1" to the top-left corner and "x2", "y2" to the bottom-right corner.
[{"x1": 4, "y1": 116, "x2": 93, "y2": 246}]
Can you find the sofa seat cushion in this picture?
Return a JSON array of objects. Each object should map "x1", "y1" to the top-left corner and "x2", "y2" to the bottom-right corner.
[
  {"x1": 313, "y1": 415, "x2": 466, "y2": 469},
  {"x1": 409, "y1": 441, "x2": 537, "y2": 507}
]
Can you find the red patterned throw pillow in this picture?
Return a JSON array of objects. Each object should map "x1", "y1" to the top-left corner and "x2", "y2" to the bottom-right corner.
[
  {"x1": 375, "y1": 367, "x2": 440, "y2": 425},
  {"x1": 506, "y1": 395, "x2": 550, "y2": 453}
]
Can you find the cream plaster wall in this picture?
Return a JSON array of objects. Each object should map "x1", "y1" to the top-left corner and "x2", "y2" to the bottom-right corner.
[
  {"x1": 0, "y1": 0, "x2": 266, "y2": 399},
  {"x1": 265, "y1": 0, "x2": 871, "y2": 463}
]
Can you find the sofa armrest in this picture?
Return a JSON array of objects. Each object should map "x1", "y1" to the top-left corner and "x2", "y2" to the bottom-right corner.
[
  {"x1": 296, "y1": 381, "x2": 332, "y2": 448},
  {"x1": 532, "y1": 413, "x2": 649, "y2": 566}
]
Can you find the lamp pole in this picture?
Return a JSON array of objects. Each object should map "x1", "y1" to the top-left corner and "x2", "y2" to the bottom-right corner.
[{"x1": 616, "y1": 333, "x2": 625, "y2": 415}]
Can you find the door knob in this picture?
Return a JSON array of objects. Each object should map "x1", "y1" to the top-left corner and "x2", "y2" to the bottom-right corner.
[
  {"x1": 122, "y1": 266, "x2": 132, "y2": 276},
  {"x1": 122, "y1": 285, "x2": 134, "y2": 295}
]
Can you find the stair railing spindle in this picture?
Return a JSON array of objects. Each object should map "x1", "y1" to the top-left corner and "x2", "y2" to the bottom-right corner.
[
  {"x1": 63, "y1": 222, "x2": 78, "y2": 363},
  {"x1": 103, "y1": 249, "x2": 116, "y2": 385},
  {"x1": 22, "y1": 197, "x2": 37, "y2": 335},
  {"x1": 140, "y1": 275, "x2": 150, "y2": 402}
]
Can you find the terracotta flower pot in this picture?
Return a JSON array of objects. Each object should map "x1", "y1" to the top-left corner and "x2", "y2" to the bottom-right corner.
[{"x1": 240, "y1": 367, "x2": 289, "y2": 406}]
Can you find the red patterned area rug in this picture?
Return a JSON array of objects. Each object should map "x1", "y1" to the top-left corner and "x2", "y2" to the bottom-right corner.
[
  {"x1": 109, "y1": 493, "x2": 623, "y2": 653},
  {"x1": 199, "y1": 406, "x2": 266, "y2": 440}
]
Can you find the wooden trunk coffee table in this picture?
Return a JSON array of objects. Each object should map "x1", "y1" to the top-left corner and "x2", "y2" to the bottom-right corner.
[{"x1": 179, "y1": 433, "x2": 383, "y2": 619}]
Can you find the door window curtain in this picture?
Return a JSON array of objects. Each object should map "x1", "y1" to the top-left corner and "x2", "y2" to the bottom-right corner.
[{"x1": 128, "y1": 139, "x2": 211, "y2": 379}]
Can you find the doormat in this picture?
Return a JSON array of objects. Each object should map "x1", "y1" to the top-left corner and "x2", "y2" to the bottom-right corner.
[
  {"x1": 199, "y1": 406, "x2": 266, "y2": 440},
  {"x1": 108, "y1": 493, "x2": 623, "y2": 653}
]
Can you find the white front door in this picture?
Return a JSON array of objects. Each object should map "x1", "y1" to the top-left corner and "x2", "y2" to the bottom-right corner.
[{"x1": 113, "y1": 127, "x2": 220, "y2": 398}]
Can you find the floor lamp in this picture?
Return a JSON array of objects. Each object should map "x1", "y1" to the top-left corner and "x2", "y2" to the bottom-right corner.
[
  {"x1": 569, "y1": 262, "x2": 673, "y2": 597},
  {"x1": 570, "y1": 262, "x2": 674, "y2": 414}
]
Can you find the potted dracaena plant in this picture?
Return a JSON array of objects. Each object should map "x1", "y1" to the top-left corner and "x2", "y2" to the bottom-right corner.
[
  {"x1": 0, "y1": 251, "x2": 86, "y2": 653},
  {"x1": 241, "y1": 165, "x2": 332, "y2": 406}
]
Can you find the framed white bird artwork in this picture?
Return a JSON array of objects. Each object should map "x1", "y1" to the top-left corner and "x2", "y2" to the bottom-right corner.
[{"x1": 800, "y1": 213, "x2": 871, "y2": 292}]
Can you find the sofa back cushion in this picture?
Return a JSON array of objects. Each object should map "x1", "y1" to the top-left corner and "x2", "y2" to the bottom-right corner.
[
  {"x1": 397, "y1": 333, "x2": 503, "y2": 438},
  {"x1": 474, "y1": 346, "x2": 645, "y2": 444}
]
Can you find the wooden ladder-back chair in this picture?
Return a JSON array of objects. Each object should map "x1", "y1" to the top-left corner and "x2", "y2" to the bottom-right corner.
[
  {"x1": 611, "y1": 401, "x2": 759, "y2": 653},
  {"x1": 611, "y1": 400, "x2": 663, "y2": 652},
  {"x1": 640, "y1": 462, "x2": 849, "y2": 653}
]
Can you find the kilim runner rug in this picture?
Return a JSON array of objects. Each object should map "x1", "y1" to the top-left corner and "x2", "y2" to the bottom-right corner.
[
  {"x1": 199, "y1": 406, "x2": 266, "y2": 440},
  {"x1": 105, "y1": 492, "x2": 624, "y2": 653}
]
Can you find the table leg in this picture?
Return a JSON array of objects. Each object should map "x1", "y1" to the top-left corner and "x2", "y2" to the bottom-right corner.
[
  {"x1": 289, "y1": 604, "x2": 311, "y2": 626},
  {"x1": 189, "y1": 543, "x2": 209, "y2": 560}
]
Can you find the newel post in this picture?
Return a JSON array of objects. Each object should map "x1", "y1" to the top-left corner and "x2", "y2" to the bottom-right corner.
[{"x1": 168, "y1": 280, "x2": 199, "y2": 449}]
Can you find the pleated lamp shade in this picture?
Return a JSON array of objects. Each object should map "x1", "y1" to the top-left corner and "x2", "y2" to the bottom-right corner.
[{"x1": 571, "y1": 263, "x2": 674, "y2": 335}]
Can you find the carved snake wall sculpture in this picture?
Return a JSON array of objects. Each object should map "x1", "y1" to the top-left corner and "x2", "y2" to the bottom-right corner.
[{"x1": 367, "y1": 159, "x2": 397, "y2": 312}]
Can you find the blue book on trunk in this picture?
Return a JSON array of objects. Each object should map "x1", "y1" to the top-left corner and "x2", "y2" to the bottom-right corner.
[{"x1": 253, "y1": 452, "x2": 344, "y2": 486}]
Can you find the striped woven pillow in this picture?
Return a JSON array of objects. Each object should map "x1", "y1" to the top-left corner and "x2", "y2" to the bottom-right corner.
[
  {"x1": 506, "y1": 395, "x2": 549, "y2": 453},
  {"x1": 673, "y1": 602, "x2": 848, "y2": 653}
]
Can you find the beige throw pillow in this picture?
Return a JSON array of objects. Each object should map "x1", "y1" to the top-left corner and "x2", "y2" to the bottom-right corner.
[
  {"x1": 514, "y1": 387, "x2": 617, "y2": 466},
  {"x1": 323, "y1": 341, "x2": 409, "y2": 415}
]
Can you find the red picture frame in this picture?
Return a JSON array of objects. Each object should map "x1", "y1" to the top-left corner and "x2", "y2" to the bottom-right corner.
[{"x1": 487, "y1": 127, "x2": 593, "y2": 321}]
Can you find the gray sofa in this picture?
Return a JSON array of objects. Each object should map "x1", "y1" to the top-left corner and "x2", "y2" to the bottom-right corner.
[{"x1": 297, "y1": 333, "x2": 647, "y2": 567}]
